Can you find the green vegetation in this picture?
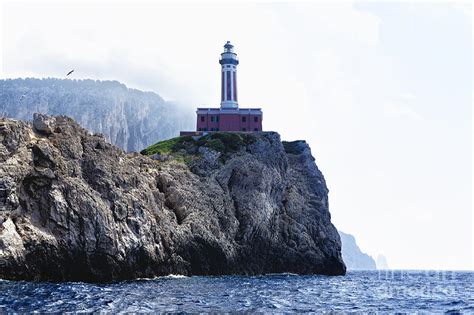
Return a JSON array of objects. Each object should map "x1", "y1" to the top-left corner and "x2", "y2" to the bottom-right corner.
[
  {"x1": 140, "y1": 136, "x2": 194, "y2": 156},
  {"x1": 141, "y1": 132, "x2": 258, "y2": 163},
  {"x1": 170, "y1": 154, "x2": 193, "y2": 164},
  {"x1": 197, "y1": 132, "x2": 256, "y2": 154}
]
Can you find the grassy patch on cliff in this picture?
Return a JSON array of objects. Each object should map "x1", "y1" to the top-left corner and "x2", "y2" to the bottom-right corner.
[
  {"x1": 140, "y1": 136, "x2": 194, "y2": 156},
  {"x1": 141, "y1": 133, "x2": 257, "y2": 160},
  {"x1": 198, "y1": 133, "x2": 256, "y2": 154}
]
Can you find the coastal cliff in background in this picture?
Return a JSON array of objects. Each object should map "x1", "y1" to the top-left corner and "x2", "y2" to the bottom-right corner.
[
  {"x1": 376, "y1": 254, "x2": 389, "y2": 269},
  {"x1": 339, "y1": 231, "x2": 376, "y2": 270},
  {"x1": 0, "y1": 78, "x2": 194, "y2": 152},
  {"x1": 0, "y1": 114, "x2": 345, "y2": 281}
]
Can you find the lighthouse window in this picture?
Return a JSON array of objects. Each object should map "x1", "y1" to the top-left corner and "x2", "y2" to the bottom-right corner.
[
  {"x1": 200, "y1": 116, "x2": 205, "y2": 122},
  {"x1": 254, "y1": 128, "x2": 259, "y2": 131},
  {"x1": 242, "y1": 128, "x2": 246, "y2": 131},
  {"x1": 233, "y1": 71, "x2": 237, "y2": 102},
  {"x1": 226, "y1": 71, "x2": 231, "y2": 100},
  {"x1": 211, "y1": 116, "x2": 215, "y2": 122},
  {"x1": 242, "y1": 116, "x2": 246, "y2": 122},
  {"x1": 216, "y1": 116, "x2": 219, "y2": 122},
  {"x1": 254, "y1": 117, "x2": 258, "y2": 122},
  {"x1": 221, "y1": 72, "x2": 224, "y2": 101}
]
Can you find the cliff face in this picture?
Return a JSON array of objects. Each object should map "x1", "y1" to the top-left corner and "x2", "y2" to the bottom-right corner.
[
  {"x1": 0, "y1": 114, "x2": 345, "y2": 282},
  {"x1": 376, "y1": 254, "x2": 389, "y2": 269},
  {"x1": 0, "y1": 78, "x2": 194, "y2": 152},
  {"x1": 339, "y1": 231, "x2": 376, "y2": 270}
]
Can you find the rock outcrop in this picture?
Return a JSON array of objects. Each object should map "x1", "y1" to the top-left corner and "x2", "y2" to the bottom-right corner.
[
  {"x1": 376, "y1": 254, "x2": 389, "y2": 269},
  {"x1": 0, "y1": 114, "x2": 345, "y2": 282},
  {"x1": 339, "y1": 231, "x2": 376, "y2": 270}
]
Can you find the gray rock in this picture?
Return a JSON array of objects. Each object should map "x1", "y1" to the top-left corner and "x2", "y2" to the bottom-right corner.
[
  {"x1": 33, "y1": 113, "x2": 56, "y2": 135},
  {"x1": 0, "y1": 176, "x2": 19, "y2": 212},
  {"x1": 150, "y1": 153, "x2": 170, "y2": 162},
  {"x1": 0, "y1": 114, "x2": 345, "y2": 282},
  {"x1": 339, "y1": 231, "x2": 376, "y2": 270}
]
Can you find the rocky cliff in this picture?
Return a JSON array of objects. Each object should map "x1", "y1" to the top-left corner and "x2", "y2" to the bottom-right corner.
[
  {"x1": 0, "y1": 114, "x2": 345, "y2": 282},
  {"x1": 339, "y1": 231, "x2": 376, "y2": 270},
  {"x1": 0, "y1": 78, "x2": 194, "y2": 152},
  {"x1": 376, "y1": 254, "x2": 389, "y2": 269}
]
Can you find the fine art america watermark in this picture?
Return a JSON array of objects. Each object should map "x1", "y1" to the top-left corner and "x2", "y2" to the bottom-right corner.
[{"x1": 374, "y1": 269, "x2": 459, "y2": 299}]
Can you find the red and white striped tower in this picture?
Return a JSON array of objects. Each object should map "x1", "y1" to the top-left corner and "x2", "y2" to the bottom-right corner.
[{"x1": 220, "y1": 41, "x2": 239, "y2": 109}]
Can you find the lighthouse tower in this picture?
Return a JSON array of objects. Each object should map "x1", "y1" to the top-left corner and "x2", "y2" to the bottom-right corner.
[
  {"x1": 220, "y1": 41, "x2": 239, "y2": 109},
  {"x1": 180, "y1": 41, "x2": 263, "y2": 136}
]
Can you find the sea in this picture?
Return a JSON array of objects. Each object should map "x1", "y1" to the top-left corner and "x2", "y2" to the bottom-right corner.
[{"x1": 0, "y1": 270, "x2": 472, "y2": 313}]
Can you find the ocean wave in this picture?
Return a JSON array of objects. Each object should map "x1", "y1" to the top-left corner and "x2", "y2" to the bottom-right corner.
[
  {"x1": 135, "y1": 274, "x2": 188, "y2": 281},
  {"x1": 162, "y1": 274, "x2": 188, "y2": 279},
  {"x1": 1, "y1": 271, "x2": 472, "y2": 313},
  {"x1": 262, "y1": 272, "x2": 299, "y2": 277}
]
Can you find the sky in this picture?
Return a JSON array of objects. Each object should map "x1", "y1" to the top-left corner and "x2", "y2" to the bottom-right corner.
[{"x1": 1, "y1": 0, "x2": 472, "y2": 270}]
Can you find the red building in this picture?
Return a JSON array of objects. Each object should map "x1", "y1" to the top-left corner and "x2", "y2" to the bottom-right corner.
[
  {"x1": 181, "y1": 41, "x2": 263, "y2": 136},
  {"x1": 196, "y1": 108, "x2": 262, "y2": 132}
]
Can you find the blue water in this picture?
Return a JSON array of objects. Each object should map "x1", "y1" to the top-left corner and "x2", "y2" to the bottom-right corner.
[{"x1": 0, "y1": 270, "x2": 473, "y2": 312}]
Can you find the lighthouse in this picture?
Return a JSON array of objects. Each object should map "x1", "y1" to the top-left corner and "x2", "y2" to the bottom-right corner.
[
  {"x1": 180, "y1": 41, "x2": 263, "y2": 135},
  {"x1": 220, "y1": 41, "x2": 239, "y2": 109}
]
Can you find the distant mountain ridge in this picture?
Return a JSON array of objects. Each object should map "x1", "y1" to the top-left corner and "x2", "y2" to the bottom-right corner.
[
  {"x1": 0, "y1": 78, "x2": 194, "y2": 152},
  {"x1": 339, "y1": 231, "x2": 377, "y2": 270}
]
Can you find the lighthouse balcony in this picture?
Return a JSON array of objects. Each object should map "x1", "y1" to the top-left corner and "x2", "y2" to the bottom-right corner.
[{"x1": 219, "y1": 58, "x2": 239, "y2": 65}]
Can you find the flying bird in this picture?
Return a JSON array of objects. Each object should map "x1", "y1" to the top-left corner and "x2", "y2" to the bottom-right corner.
[{"x1": 66, "y1": 70, "x2": 75, "y2": 76}]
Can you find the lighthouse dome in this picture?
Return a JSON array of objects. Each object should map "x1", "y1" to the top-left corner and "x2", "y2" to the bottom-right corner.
[
  {"x1": 220, "y1": 41, "x2": 239, "y2": 65},
  {"x1": 224, "y1": 41, "x2": 234, "y2": 52}
]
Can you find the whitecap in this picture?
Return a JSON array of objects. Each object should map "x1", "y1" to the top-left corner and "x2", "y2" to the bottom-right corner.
[
  {"x1": 162, "y1": 274, "x2": 188, "y2": 279},
  {"x1": 263, "y1": 272, "x2": 299, "y2": 277},
  {"x1": 135, "y1": 274, "x2": 188, "y2": 281}
]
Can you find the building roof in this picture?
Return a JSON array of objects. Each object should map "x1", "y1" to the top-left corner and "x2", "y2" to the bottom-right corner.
[{"x1": 196, "y1": 107, "x2": 262, "y2": 115}]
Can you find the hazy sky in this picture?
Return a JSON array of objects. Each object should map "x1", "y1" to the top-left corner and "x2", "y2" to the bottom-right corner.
[{"x1": 1, "y1": 0, "x2": 472, "y2": 270}]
